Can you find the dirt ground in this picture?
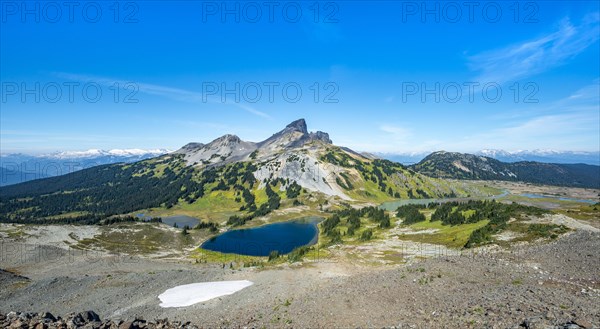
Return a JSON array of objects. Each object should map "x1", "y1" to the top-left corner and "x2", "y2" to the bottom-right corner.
[{"x1": 1, "y1": 225, "x2": 598, "y2": 328}]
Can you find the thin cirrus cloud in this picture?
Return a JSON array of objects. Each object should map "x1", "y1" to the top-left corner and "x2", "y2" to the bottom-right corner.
[
  {"x1": 487, "y1": 79, "x2": 600, "y2": 121},
  {"x1": 450, "y1": 89, "x2": 600, "y2": 152},
  {"x1": 53, "y1": 72, "x2": 272, "y2": 119},
  {"x1": 467, "y1": 13, "x2": 600, "y2": 85},
  {"x1": 350, "y1": 80, "x2": 600, "y2": 154},
  {"x1": 380, "y1": 124, "x2": 413, "y2": 141}
]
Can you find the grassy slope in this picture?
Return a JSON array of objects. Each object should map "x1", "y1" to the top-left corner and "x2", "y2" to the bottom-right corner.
[
  {"x1": 556, "y1": 203, "x2": 600, "y2": 220},
  {"x1": 322, "y1": 146, "x2": 475, "y2": 203},
  {"x1": 398, "y1": 217, "x2": 490, "y2": 249},
  {"x1": 72, "y1": 222, "x2": 200, "y2": 255}
]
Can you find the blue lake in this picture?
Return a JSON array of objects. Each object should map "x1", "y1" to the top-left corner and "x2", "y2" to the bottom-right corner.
[
  {"x1": 162, "y1": 215, "x2": 201, "y2": 228},
  {"x1": 518, "y1": 193, "x2": 598, "y2": 204},
  {"x1": 200, "y1": 217, "x2": 321, "y2": 256}
]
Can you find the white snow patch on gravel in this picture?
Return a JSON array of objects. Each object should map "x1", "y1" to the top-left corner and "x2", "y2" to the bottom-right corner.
[{"x1": 158, "y1": 280, "x2": 254, "y2": 307}]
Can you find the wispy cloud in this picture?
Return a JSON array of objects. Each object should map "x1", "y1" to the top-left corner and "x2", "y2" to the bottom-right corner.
[
  {"x1": 468, "y1": 13, "x2": 600, "y2": 84},
  {"x1": 487, "y1": 79, "x2": 600, "y2": 121},
  {"x1": 380, "y1": 124, "x2": 412, "y2": 141},
  {"x1": 343, "y1": 80, "x2": 600, "y2": 154},
  {"x1": 336, "y1": 124, "x2": 415, "y2": 153},
  {"x1": 54, "y1": 72, "x2": 272, "y2": 119},
  {"x1": 557, "y1": 79, "x2": 600, "y2": 106},
  {"x1": 442, "y1": 83, "x2": 600, "y2": 152}
]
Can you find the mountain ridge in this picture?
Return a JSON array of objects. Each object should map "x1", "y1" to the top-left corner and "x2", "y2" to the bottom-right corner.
[
  {"x1": 377, "y1": 149, "x2": 600, "y2": 166},
  {"x1": 175, "y1": 118, "x2": 333, "y2": 168},
  {"x1": 0, "y1": 149, "x2": 171, "y2": 187},
  {"x1": 0, "y1": 119, "x2": 468, "y2": 224},
  {"x1": 1, "y1": 119, "x2": 597, "y2": 225},
  {"x1": 410, "y1": 151, "x2": 600, "y2": 189}
]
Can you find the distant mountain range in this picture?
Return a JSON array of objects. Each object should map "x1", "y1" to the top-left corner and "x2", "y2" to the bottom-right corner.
[
  {"x1": 379, "y1": 150, "x2": 600, "y2": 166},
  {"x1": 0, "y1": 119, "x2": 598, "y2": 224},
  {"x1": 0, "y1": 149, "x2": 170, "y2": 186},
  {"x1": 476, "y1": 149, "x2": 600, "y2": 165},
  {"x1": 0, "y1": 119, "x2": 469, "y2": 223},
  {"x1": 410, "y1": 151, "x2": 600, "y2": 189},
  {"x1": 2, "y1": 146, "x2": 596, "y2": 188}
]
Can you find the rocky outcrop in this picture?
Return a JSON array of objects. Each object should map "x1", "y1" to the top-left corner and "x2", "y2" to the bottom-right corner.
[
  {"x1": 1, "y1": 311, "x2": 596, "y2": 329},
  {"x1": 175, "y1": 143, "x2": 204, "y2": 153},
  {"x1": 285, "y1": 118, "x2": 308, "y2": 134},
  {"x1": 176, "y1": 119, "x2": 336, "y2": 167},
  {"x1": 0, "y1": 311, "x2": 200, "y2": 329},
  {"x1": 309, "y1": 131, "x2": 332, "y2": 144}
]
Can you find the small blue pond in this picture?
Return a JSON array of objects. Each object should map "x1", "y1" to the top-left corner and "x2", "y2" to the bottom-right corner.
[
  {"x1": 518, "y1": 193, "x2": 598, "y2": 204},
  {"x1": 137, "y1": 214, "x2": 201, "y2": 228},
  {"x1": 201, "y1": 217, "x2": 321, "y2": 256},
  {"x1": 162, "y1": 215, "x2": 200, "y2": 228}
]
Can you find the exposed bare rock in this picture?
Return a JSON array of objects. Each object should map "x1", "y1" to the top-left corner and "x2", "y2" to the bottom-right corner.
[{"x1": 0, "y1": 312, "x2": 199, "y2": 329}]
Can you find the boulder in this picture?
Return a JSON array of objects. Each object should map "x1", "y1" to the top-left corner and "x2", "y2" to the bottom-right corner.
[
  {"x1": 520, "y1": 317, "x2": 553, "y2": 329},
  {"x1": 73, "y1": 310, "x2": 101, "y2": 325},
  {"x1": 40, "y1": 312, "x2": 56, "y2": 322},
  {"x1": 573, "y1": 319, "x2": 593, "y2": 329},
  {"x1": 119, "y1": 321, "x2": 134, "y2": 329}
]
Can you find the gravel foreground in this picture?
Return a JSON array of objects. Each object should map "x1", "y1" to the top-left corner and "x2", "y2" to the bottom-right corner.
[{"x1": 0, "y1": 231, "x2": 598, "y2": 328}]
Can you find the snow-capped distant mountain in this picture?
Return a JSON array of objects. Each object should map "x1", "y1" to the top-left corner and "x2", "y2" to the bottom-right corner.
[
  {"x1": 0, "y1": 149, "x2": 171, "y2": 186},
  {"x1": 374, "y1": 152, "x2": 431, "y2": 165},
  {"x1": 44, "y1": 148, "x2": 170, "y2": 159},
  {"x1": 477, "y1": 149, "x2": 600, "y2": 165},
  {"x1": 376, "y1": 150, "x2": 599, "y2": 166}
]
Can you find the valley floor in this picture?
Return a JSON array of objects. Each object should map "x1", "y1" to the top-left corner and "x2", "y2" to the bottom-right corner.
[
  {"x1": 1, "y1": 227, "x2": 598, "y2": 328},
  {"x1": 0, "y1": 182, "x2": 598, "y2": 328}
]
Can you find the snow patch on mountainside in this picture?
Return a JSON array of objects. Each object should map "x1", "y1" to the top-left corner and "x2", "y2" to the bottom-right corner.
[{"x1": 158, "y1": 280, "x2": 254, "y2": 307}]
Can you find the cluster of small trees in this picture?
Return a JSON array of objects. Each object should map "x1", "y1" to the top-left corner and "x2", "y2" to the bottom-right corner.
[
  {"x1": 396, "y1": 204, "x2": 426, "y2": 224},
  {"x1": 285, "y1": 181, "x2": 302, "y2": 198},
  {"x1": 358, "y1": 206, "x2": 390, "y2": 228},
  {"x1": 286, "y1": 245, "x2": 311, "y2": 263},
  {"x1": 321, "y1": 214, "x2": 341, "y2": 235},
  {"x1": 319, "y1": 206, "x2": 394, "y2": 244},
  {"x1": 430, "y1": 203, "x2": 471, "y2": 225},
  {"x1": 227, "y1": 180, "x2": 282, "y2": 226},
  {"x1": 463, "y1": 201, "x2": 548, "y2": 247},
  {"x1": 265, "y1": 184, "x2": 281, "y2": 210},
  {"x1": 101, "y1": 216, "x2": 162, "y2": 225},
  {"x1": 239, "y1": 188, "x2": 256, "y2": 211},
  {"x1": 346, "y1": 214, "x2": 360, "y2": 236},
  {"x1": 226, "y1": 214, "x2": 253, "y2": 227},
  {"x1": 360, "y1": 229, "x2": 373, "y2": 241},
  {"x1": 320, "y1": 150, "x2": 409, "y2": 197},
  {"x1": 408, "y1": 199, "x2": 549, "y2": 248},
  {"x1": 194, "y1": 221, "x2": 219, "y2": 232},
  {"x1": 266, "y1": 245, "x2": 313, "y2": 263},
  {"x1": 407, "y1": 188, "x2": 430, "y2": 199},
  {"x1": 393, "y1": 200, "x2": 551, "y2": 248},
  {"x1": 181, "y1": 225, "x2": 191, "y2": 235}
]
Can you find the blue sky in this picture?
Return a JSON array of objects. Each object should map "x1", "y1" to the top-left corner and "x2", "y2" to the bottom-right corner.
[{"x1": 1, "y1": 1, "x2": 599, "y2": 154}]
